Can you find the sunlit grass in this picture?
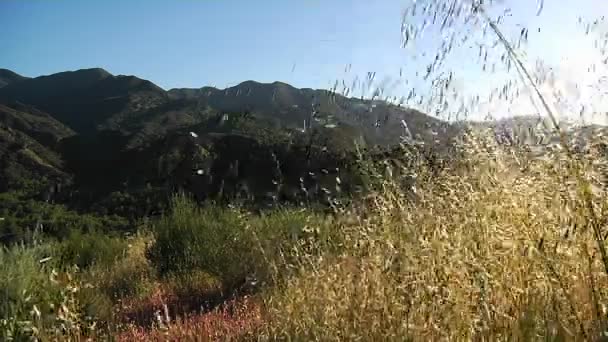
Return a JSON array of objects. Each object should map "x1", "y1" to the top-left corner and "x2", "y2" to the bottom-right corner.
[{"x1": 252, "y1": 130, "x2": 608, "y2": 341}]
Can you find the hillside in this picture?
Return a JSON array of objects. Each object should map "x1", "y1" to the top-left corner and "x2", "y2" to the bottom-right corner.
[
  {"x1": 0, "y1": 103, "x2": 74, "y2": 192},
  {"x1": 0, "y1": 68, "x2": 167, "y2": 135},
  {"x1": 169, "y1": 80, "x2": 455, "y2": 146},
  {"x1": 0, "y1": 69, "x2": 29, "y2": 88},
  {"x1": 0, "y1": 68, "x2": 455, "y2": 204},
  {"x1": 0, "y1": 68, "x2": 451, "y2": 147},
  {"x1": 2, "y1": 68, "x2": 603, "y2": 205}
]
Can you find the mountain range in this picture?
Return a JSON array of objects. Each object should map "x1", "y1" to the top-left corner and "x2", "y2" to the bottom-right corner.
[
  {"x1": 0, "y1": 68, "x2": 452, "y2": 144},
  {"x1": 0, "y1": 67, "x2": 457, "y2": 209},
  {"x1": 1, "y1": 67, "x2": 603, "y2": 215}
]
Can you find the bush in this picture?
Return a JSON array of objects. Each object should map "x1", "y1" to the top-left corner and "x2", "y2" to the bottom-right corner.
[
  {"x1": 59, "y1": 229, "x2": 128, "y2": 269},
  {"x1": 0, "y1": 192, "x2": 129, "y2": 245},
  {"x1": 147, "y1": 194, "x2": 253, "y2": 289},
  {"x1": 0, "y1": 244, "x2": 57, "y2": 335},
  {"x1": 90, "y1": 232, "x2": 155, "y2": 301},
  {"x1": 0, "y1": 243, "x2": 103, "y2": 340},
  {"x1": 147, "y1": 194, "x2": 328, "y2": 292}
]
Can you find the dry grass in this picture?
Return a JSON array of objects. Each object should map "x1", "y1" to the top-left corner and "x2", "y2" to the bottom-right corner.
[{"x1": 251, "y1": 130, "x2": 608, "y2": 341}]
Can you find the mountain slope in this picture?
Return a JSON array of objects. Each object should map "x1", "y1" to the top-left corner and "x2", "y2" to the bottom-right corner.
[
  {"x1": 0, "y1": 103, "x2": 73, "y2": 191},
  {"x1": 0, "y1": 67, "x2": 457, "y2": 202},
  {"x1": 0, "y1": 69, "x2": 29, "y2": 88},
  {"x1": 170, "y1": 80, "x2": 455, "y2": 146},
  {"x1": 0, "y1": 103, "x2": 75, "y2": 145},
  {"x1": 0, "y1": 68, "x2": 454, "y2": 150},
  {"x1": 0, "y1": 68, "x2": 168, "y2": 134}
]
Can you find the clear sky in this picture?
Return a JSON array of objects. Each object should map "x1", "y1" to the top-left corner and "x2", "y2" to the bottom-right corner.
[
  {"x1": 1, "y1": 0, "x2": 409, "y2": 90},
  {"x1": 1, "y1": 0, "x2": 607, "y2": 122}
]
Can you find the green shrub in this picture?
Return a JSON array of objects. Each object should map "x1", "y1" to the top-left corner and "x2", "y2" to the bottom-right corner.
[
  {"x1": 0, "y1": 244, "x2": 58, "y2": 328},
  {"x1": 90, "y1": 233, "x2": 155, "y2": 301},
  {"x1": 148, "y1": 194, "x2": 331, "y2": 292},
  {"x1": 0, "y1": 192, "x2": 129, "y2": 245},
  {"x1": 147, "y1": 194, "x2": 251, "y2": 288},
  {"x1": 58, "y1": 229, "x2": 128, "y2": 269},
  {"x1": 0, "y1": 243, "x2": 102, "y2": 340}
]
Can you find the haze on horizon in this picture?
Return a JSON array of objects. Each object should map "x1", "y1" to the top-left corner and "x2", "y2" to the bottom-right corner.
[{"x1": 1, "y1": 0, "x2": 607, "y2": 124}]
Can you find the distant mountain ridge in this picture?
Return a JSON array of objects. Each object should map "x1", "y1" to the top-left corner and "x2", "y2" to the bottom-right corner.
[
  {"x1": 0, "y1": 68, "x2": 167, "y2": 134},
  {"x1": 0, "y1": 68, "x2": 452, "y2": 145},
  {"x1": 0, "y1": 67, "x2": 456, "y2": 202},
  {"x1": 0, "y1": 67, "x2": 602, "y2": 209},
  {"x1": 0, "y1": 69, "x2": 29, "y2": 88}
]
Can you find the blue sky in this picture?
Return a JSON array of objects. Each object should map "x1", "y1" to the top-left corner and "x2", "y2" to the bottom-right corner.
[
  {"x1": 0, "y1": 0, "x2": 408, "y2": 90},
  {"x1": 1, "y1": 0, "x2": 607, "y2": 122}
]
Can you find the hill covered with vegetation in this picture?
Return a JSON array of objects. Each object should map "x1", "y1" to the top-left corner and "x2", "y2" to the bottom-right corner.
[
  {"x1": 2, "y1": 67, "x2": 608, "y2": 341},
  {"x1": 0, "y1": 68, "x2": 455, "y2": 211}
]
